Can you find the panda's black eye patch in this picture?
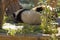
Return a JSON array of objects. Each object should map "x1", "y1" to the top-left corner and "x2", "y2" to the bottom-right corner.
[{"x1": 36, "y1": 7, "x2": 43, "y2": 12}]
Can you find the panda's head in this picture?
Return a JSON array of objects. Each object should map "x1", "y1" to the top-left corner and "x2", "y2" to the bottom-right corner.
[{"x1": 32, "y1": 5, "x2": 45, "y2": 12}]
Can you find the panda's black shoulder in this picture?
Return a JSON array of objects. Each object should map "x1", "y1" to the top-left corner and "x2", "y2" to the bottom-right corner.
[
  {"x1": 16, "y1": 9, "x2": 30, "y2": 23},
  {"x1": 17, "y1": 9, "x2": 30, "y2": 18}
]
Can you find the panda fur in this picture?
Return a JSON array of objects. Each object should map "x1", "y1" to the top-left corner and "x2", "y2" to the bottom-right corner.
[
  {"x1": 13, "y1": 9, "x2": 30, "y2": 23},
  {"x1": 13, "y1": 8, "x2": 41, "y2": 24},
  {"x1": 21, "y1": 10, "x2": 41, "y2": 24}
]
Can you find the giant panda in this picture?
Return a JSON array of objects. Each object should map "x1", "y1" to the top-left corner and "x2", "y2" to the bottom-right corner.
[
  {"x1": 13, "y1": 8, "x2": 42, "y2": 24},
  {"x1": 12, "y1": 5, "x2": 46, "y2": 24},
  {"x1": 13, "y1": 5, "x2": 58, "y2": 25}
]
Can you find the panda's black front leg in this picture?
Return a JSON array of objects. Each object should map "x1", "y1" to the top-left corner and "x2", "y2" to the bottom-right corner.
[
  {"x1": 12, "y1": 13, "x2": 17, "y2": 23},
  {"x1": 15, "y1": 14, "x2": 23, "y2": 23},
  {"x1": 13, "y1": 11, "x2": 23, "y2": 23}
]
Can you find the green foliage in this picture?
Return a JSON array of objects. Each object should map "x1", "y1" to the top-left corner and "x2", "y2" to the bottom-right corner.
[
  {"x1": 50, "y1": 34, "x2": 58, "y2": 40},
  {"x1": 40, "y1": 4, "x2": 58, "y2": 40},
  {"x1": 7, "y1": 29, "x2": 16, "y2": 36}
]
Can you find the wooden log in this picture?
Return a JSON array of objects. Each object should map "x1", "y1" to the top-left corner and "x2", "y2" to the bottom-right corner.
[{"x1": 0, "y1": 34, "x2": 50, "y2": 40}]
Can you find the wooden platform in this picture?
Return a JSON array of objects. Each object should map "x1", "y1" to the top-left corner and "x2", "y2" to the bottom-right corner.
[
  {"x1": 0, "y1": 32, "x2": 60, "y2": 40},
  {"x1": 0, "y1": 34, "x2": 50, "y2": 40}
]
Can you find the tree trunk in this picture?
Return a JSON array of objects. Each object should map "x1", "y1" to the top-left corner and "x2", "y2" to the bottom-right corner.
[
  {"x1": 5, "y1": 0, "x2": 22, "y2": 13},
  {"x1": 0, "y1": 0, "x2": 5, "y2": 28},
  {"x1": 0, "y1": 0, "x2": 22, "y2": 28}
]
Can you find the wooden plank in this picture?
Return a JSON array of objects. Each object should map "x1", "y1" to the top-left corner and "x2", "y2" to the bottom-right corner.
[{"x1": 0, "y1": 35, "x2": 50, "y2": 40}]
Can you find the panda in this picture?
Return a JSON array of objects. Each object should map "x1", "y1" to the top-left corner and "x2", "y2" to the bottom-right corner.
[
  {"x1": 13, "y1": 5, "x2": 58, "y2": 24},
  {"x1": 13, "y1": 8, "x2": 42, "y2": 24}
]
